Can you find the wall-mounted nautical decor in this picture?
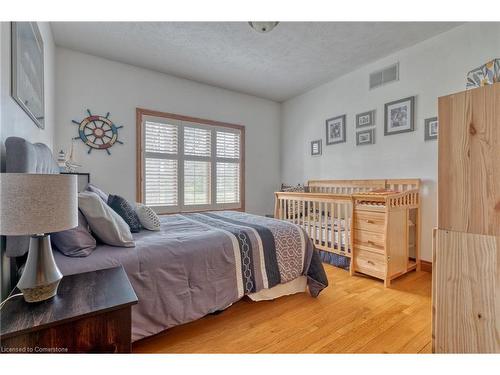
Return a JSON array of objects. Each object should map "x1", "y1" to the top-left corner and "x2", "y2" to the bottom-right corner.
[{"x1": 72, "y1": 109, "x2": 124, "y2": 155}]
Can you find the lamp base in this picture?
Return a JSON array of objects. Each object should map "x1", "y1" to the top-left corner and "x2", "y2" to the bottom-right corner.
[{"x1": 17, "y1": 235, "x2": 63, "y2": 303}]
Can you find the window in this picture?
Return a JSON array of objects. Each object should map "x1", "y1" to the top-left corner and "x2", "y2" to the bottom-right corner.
[{"x1": 137, "y1": 109, "x2": 244, "y2": 213}]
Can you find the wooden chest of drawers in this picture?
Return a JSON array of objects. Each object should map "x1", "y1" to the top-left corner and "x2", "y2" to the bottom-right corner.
[{"x1": 351, "y1": 199, "x2": 418, "y2": 287}]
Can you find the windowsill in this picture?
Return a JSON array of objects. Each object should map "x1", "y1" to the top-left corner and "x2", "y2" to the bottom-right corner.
[{"x1": 156, "y1": 206, "x2": 244, "y2": 216}]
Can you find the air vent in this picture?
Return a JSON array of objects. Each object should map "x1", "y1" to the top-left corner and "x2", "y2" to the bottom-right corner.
[{"x1": 369, "y1": 63, "x2": 399, "y2": 90}]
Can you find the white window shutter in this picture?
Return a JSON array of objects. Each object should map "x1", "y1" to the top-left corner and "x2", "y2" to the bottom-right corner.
[
  {"x1": 216, "y1": 131, "x2": 240, "y2": 159},
  {"x1": 142, "y1": 117, "x2": 242, "y2": 212},
  {"x1": 145, "y1": 121, "x2": 178, "y2": 154},
  {"x1": 184, "y1": 160, "x2": 211, "y2": 205},
  {"x1": 145, "y1": 158, "x2": 178, "y2": 206},
  {"x1": 184, "y1": 127, "x2": 211, "y2": 157},
  {"x1": 216, "y1": 162, "x2": 240, "y2": 204},
  {"x1": 144, "y1": 121, "x2": 178, "y2": 207}
]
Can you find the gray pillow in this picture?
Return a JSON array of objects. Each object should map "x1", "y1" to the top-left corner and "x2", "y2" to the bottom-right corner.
[
  {"x1": 78, "y1": 191, "x2": 135, "y2": 247},
  {"x1": 51, "y1": 210, "x2": 97, "y2": 257},
  {"x1": 86, "y1": 183, "x2": 109, "y2": 203}
]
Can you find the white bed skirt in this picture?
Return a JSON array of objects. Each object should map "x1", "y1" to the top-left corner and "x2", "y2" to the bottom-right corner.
[{"x1": 247, "y1": 276, "x2": 307, "y2": 301}]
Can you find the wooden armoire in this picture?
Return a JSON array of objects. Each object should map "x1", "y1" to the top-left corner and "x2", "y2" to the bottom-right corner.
[{"x1": 433, "y1": 83, "x2": 500, "y2": 353}]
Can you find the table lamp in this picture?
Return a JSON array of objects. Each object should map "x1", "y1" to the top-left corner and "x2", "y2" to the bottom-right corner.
[{"x1": 0, "y1": 173, "x2": 78, "y2": 302}]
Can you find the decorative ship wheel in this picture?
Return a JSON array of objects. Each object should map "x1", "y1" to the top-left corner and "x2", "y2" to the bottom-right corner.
[{"x1": 72, "y1": 109, "x2": 124, "y2": 155}]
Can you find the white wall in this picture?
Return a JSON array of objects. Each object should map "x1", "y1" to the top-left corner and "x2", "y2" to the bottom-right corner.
[
  {"x1": 281, "y1": 23, "x2": 500, "y2": 261},
  {"x1": 55, "y1": 48, "x2": 281, "y2": 215},
  {"x1": 0, "y1": 22, "x2": 56, "y2": 162}
]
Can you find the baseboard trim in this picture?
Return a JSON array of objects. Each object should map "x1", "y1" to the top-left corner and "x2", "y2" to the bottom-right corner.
[{"x1": 420, "y1": 260, "x2": 432, "y2": 273}]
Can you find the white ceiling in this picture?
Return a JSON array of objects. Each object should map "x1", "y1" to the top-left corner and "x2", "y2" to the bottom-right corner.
[{"x1": 51, "y1": 22, "x2": 461, "y2": 102}]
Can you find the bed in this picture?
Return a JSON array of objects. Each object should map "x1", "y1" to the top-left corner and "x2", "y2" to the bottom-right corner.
[{"x1": 5, "y1": 137, "x2": 328, "y2": 342}]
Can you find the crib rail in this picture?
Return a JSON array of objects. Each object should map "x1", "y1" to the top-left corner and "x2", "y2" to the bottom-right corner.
[
  {"x1": 308, "y1": 178, "x2": 420, "y2": 194},
  {"x1": 352, "y1": 189, "x2": 420, "y2": 209},
  {"x1": 274, "y1": 192, "x2": 353, "y2": 258},
  {"x1": 308, "y1": 179, "x2": 385, "y2": 194}
]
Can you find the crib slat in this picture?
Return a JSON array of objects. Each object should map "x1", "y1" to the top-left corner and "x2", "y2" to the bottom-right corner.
[
  {"x1": 320, "y1": 201, "x2": 324, "y2": 245},
  {"x1": 344, "y1": 203, "x2": 349, "y2": 254},
  {"x1": 330, "y1": 202, "x2": 334, "y2": 252}
]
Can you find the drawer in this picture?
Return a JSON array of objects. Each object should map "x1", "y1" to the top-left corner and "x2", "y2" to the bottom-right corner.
[
  {"x1": 353, "y1": 229, "x2": 385, "y2": 253},
  {"x1": 353, "y1": 249, "x2": 386, "y2": 279},
  {"x1": 354, "y1": 210, "x2": 385, "y2": 232}
]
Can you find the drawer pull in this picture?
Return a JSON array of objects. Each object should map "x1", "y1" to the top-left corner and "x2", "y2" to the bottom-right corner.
[
  {"x1": 365, "y1": 219, "x2": 374, "y2": 224},
  {"x1": 366, "y1": 240, "x2": 376, "y2": 246},
  {"x1": 367, "y1": 260, "x2": 375, "y2": 266}
]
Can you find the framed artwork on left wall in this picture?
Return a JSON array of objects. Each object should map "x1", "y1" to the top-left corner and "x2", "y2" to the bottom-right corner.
[{"x1": 11, "y1": 22, "x2": 45, "y2": 129}]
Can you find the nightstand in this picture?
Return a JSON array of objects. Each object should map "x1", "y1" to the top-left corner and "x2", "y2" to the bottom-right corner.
[{"x1": 0, "y1": 266, "x2": 138, "y2": 353}]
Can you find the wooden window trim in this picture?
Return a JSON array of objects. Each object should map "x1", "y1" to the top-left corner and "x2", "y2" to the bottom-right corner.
[{"x1": 136, "y1": 107, "x2": 245, "y2": 212}]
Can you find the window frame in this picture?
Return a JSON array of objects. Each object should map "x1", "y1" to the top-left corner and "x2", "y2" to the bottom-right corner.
[{"x1": 136, "y1": 108, "x2": 245, "y2": 214}]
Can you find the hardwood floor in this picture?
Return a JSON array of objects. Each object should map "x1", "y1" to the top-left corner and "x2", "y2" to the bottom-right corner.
[{"x1": 133, "y1": 264, "x2": 432, "y2": 353}]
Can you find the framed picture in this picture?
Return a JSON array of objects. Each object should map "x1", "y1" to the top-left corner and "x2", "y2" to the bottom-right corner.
[
  {"x1": 311, "y1": 140, "x2": 322, "y2": 156},
  {"x1": 356, "y1": 110, "x2": 375, "y2": 128},
  {"x1": 424, "y1": 117, "x2": 438, "y2": 141},
  {"x1": 11, "y1": 22, "x2": 45, "y2": 129},
  {"x1": 325, "y1": 114, "x2": 346, "y2": 145},
  {"x1": 384, "y1": 96, "x2": 415, "y2": 136},
  {"x1": 356, "y1": 129, "x2": 375, "y2": 146}
]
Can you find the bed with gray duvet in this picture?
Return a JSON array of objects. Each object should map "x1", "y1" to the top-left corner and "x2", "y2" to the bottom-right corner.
[{"x1": 54, "y1": 210, "x2": 328, "y2": 342}]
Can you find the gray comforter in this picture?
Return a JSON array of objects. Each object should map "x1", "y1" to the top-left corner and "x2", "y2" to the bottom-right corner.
[{"x1": 54, "y1": 211, "x2": 328, "y2": 342}]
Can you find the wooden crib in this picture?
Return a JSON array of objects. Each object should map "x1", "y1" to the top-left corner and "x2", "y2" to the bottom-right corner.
[{"x1": 274, "y1": 179, "x2": 421, "y2": 286}]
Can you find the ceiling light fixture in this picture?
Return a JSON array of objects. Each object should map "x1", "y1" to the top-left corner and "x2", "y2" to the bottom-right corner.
[{"x1": 248, "y1": 22, "x2": 279, "y2": 33}]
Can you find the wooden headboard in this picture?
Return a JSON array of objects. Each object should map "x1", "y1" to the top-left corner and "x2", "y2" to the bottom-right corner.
[{"x1": 307, "y1": 178, "x2": 420, "y2": 194}]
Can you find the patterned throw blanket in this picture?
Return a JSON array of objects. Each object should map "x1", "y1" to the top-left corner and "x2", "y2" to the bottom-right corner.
[{"x1": 181, "y1": 211, "x2": 328, "y2": 298}]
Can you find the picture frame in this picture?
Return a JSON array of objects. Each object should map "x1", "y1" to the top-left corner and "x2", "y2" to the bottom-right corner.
[
  {"x1": 356, "y1": 129, "x2": 375, "y2": 146},
  {"x1": 311, "y1": 139, "x2": 322, "y2": 156},
  {"x1": 424, "y1": 117, "x2": 438, "y2": 141},
  {"x1": 384, "y1": 96, "x2": 415, "y2": 136},
  {"x1": 325, "y1": 114, "x2": 346, "y2": 145},
  {"x1": 356, "y1": 110, "x2": 375, "y2": 128},
  {"x1": 11, "y1": 22, "x2": 45, "y2": 129}
]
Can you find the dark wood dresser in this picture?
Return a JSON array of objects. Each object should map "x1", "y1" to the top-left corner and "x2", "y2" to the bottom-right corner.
[{"x1": 0, "y1": 266, "x2": 138, "y2": 353}]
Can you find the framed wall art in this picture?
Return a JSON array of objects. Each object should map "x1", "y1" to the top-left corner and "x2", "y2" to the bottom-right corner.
[
  {"x1": 311, "y1": 139, "x2": 322, "y2": 156},
  {"x1": 356, "y1": 129, "x2": 375, "y2": 146},
  {"x1": 424, "y1": 117, "x2": 438, "y2": 141},
  {"x1": 325, "y1": 114, "x2": 346, "y2": 145},
  {"x1": 384, "y1": 96, "x2": 415, "y2": 136},
  {"x1": 11, "y1": 22, "x2": 45, "y2": 129},
  {"x1": 356, "y1": 110, "x2": 375, "y2": 128}
]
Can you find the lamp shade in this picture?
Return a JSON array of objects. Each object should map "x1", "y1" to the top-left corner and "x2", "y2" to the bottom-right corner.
[{"x1": 0, "y1": 173, "x2": 78, "y2": 235}]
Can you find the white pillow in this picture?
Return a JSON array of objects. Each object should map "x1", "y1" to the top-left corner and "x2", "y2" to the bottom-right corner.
[
  {"x1": 135, "y1": 204, "x2": 161, "y2": 231},
  {"x1": 78, "y1": 192, "x2": 135, "y2": 247}
]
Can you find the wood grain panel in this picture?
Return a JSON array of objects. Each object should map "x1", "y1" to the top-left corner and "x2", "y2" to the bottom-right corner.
[
  {"x1": 433, "y1": 229, "x2": 499, "y2": 353},
  {"x1": 438, "y1": 83, "x2": 500, "y2": 236},
  {"x1": 386, "y1": 209, "x2": 408, "y2": 280}
]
